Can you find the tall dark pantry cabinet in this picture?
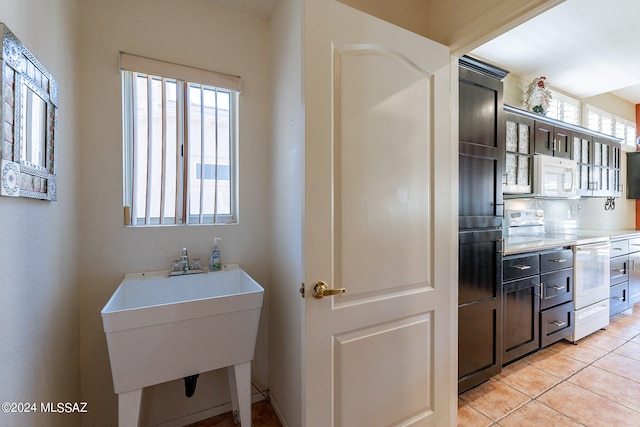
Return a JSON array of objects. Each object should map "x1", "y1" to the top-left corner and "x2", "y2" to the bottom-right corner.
[{"x1": 458, "y1": 57, "x2": 507, "y2": 393}]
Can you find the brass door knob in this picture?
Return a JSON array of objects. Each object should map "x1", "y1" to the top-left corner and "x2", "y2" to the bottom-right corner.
[{"x1": 312, "y1": 281, "x2": 346, "y2": 299}]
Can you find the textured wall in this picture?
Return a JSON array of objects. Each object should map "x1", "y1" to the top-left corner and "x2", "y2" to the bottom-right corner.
[
  {"x1": 0, "y1": 0, "x2": 82, "y2": 426},
  {"x1": 77, "y1": 1, "x2": 271, "y2": 425}
]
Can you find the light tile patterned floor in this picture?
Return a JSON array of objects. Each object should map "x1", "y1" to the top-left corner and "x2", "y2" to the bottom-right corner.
[{"x1": 459, "y1": 303, "x2": 640, "y2": 426}]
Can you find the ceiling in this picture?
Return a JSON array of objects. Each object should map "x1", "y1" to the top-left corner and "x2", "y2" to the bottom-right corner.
[
  {"x1": 470, "y1": 0, "x2": 640, "y2": 104},
  {"x1": 214, "y1": 0, "x2": 640, "y2": 104}
]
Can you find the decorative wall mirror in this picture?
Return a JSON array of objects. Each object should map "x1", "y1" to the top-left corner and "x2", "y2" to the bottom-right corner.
[{"x1": 1, "y1": 23, "x2": 58, "y2": 200}]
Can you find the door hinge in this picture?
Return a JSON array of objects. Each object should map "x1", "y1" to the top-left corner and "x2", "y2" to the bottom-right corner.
[{"x1": 299, "y1": 283, "x2": 305, "y2": 299}]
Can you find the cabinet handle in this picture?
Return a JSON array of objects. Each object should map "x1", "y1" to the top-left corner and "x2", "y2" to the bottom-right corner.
[
  {"x1": 550, "y1": 259, "x2": 567, "y2": 263},
  {"x1": 612, "y1": 247, "x2": 623, "y2": 251},
  {"x1": 547, "y1": 285, "x2": 565, "y2": 291},
  {"x1": 513, "y1": 265, "x2": 531, "y2": 270},
  {"x1": 551, "y1": 320, "x2": 567, "y2": 327},
  {"x1": 534, "y1": 283, "x2": 542, "y2": 298},
  {"x1": 613, "y1": 296, "x2": 625, "y2": 301}
]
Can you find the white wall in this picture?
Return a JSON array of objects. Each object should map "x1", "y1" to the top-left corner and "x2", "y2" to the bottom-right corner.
[
  {"x1": 268, "y1": 0, "x2": 304, "y2": 425},
  {"x1": 0, "y1": 1, "x2": 81, "y2": 426},
  {"x1": 504, "y1": 72, "x2": 636, "y2": 124},
  {"x1": 77, "y1": 1, "x2": 272, "y2": 425}
]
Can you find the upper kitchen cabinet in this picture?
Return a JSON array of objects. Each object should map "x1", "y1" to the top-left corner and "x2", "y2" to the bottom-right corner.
[
  {"x1": 573, "y1": 132, "x2": 622, "y2": 197},
  {"x1": 504, "y1": 107, "x2": 534, "y2": 194},
  {"x1": 533, "y1": 120, "x2": 572, "y2": 159},
  {"x1": 503, "y1": 105, "x2": 623, "y2": 198},
  {"x1": 459, "y1": 56, "x2": 507, "y2": 229}
]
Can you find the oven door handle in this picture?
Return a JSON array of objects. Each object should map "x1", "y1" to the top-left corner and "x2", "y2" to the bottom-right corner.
[{"x1": 575, "y1": 242, "x2": 612, "y2": 251}]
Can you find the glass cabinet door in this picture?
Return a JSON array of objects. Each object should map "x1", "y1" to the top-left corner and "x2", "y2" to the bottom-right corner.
[
  {"x1": 504, "y1": 113, "x2": 534, "y2": 194},
  {"x1": 573, "y1": 132, "x2": 592, "y2": 196}
]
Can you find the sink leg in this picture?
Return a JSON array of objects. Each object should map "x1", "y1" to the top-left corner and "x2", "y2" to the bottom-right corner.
[
  {"x1": 118, "y1": 389, "x2": 142, "y2": 427},
  {"x1": 227, "y1": 362, "x2": 251, "y2": 426}
]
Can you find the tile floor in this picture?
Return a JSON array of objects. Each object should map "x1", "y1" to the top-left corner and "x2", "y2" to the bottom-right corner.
[
  {"x1": 459, "y1": 304, "x2": 640, "y2": 426},
  {"x1": 187, "y1": 304, "x2": 640, "y2": 427},
  {"x1": 185, "y1": 400, "x2": 282, "y2": 427}
]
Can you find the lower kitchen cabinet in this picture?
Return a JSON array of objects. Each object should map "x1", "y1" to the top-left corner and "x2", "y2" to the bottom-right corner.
[
  {"x1": 458, "y1": 229, "x2": 502, "y2": 393},
  {"x1": 502, "y1": 248, "x2": 574, "y2": 365},
  {"x1": 540, "y1": 301, "x2": 574, "y2": 347},
  {"x1": 629, "y1": 243, "x2": 640, "y2": 306},
  {"x1": 503, "y1": 276, "x2": 540, "y2": 363},
  {"x1": 611, "y1": 237, "x2": 640, "y2": 309},
  {"x1": 610, "y1": 239, "x2": 630, "y2": 316},
  {"x1": 610, "y1": 282, "x2": 629, "y2": 316}
]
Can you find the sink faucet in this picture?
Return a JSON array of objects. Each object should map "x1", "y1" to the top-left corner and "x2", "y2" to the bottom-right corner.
[
  {"x1": 179, "y1": 248, "x2": 190, "y2": 272},
  {"x1": 169, "y1": 247, "x2": 204, "y2": 277}
]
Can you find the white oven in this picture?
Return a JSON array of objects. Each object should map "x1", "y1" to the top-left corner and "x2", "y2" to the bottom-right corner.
[{"x1": 570, "y1": 240, "x2": 611, "y2": 341}]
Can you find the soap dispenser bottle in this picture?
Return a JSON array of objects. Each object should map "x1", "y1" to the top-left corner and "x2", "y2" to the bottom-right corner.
[{"x1": 210, "y1": 238, "x2": 221, "y2": 271}]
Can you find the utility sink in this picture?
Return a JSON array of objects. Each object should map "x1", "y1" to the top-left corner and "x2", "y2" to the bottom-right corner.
[{"x1": 101, "y1": 265, "x2": 264, "y2": 426}]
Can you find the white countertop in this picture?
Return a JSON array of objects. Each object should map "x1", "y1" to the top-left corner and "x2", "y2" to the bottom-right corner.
[{"x1": 503, "y1": 229, "x2": 640, "y2": 255}]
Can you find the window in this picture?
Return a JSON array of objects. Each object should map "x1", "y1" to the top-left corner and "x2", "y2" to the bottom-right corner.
[
  {"x1": 586, "y1": 104, "x2": 636, "y2": 150},
  {"x1": 120, "y1": 53, "x2": 240, "y2": 226},
  {"x1": 546, "y1": 91, "x2": 580, "y2": 125},
  {"x1": 586, "y1": 105, "x2": 614, "y2": 135},
  {"x1": 614, "y1": 115, "x2": 636, "y2": 150}
]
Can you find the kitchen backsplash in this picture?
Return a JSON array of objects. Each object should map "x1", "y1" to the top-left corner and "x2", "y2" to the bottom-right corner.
[{"x1": 504, "y1": 196, "x2": 635, "y2": 232}]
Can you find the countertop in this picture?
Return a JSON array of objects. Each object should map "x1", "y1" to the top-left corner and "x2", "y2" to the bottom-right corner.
[{"x1": 503, "y1": 228, "x2": 640, "y2": 255}]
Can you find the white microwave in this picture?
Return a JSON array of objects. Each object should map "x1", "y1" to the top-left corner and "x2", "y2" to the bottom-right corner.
[{"x1": 533, "y1": 155, "x2": 578, "y2": 198}]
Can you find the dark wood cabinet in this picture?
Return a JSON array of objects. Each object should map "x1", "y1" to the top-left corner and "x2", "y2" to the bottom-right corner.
[
  {"x1": 503, "y1": 275, "x2": 540, "y2": 363},
  {"x1": 610, "y1": 282, "x2": 629, "y2": 316},
  {"x1": 573, "y1": 132, "x2": 622, "y2": 197},
  {"x1": 458, "y1": 56, "x2": 507, "y2": 393},
  {"x1": 628, "y1": 238, "x2": 640, "y2": 306},
  {"x1": 504, "y1": 105, "x2": 623, "y2": 198},
  {"x1": 540, "y1": 302, "x2": 574, "y2": 347},
  {"x1": 609, "y1": 239, "x2": 631, "y2": 316},
  {"x1": 502, "y1": 248, "x2": 574, "y2": 364},
  {"x1": 627, "y1": 152, "x2": 640, "y2": 198},
  {"x1": 504, "y1": 110, "x2": 534, "y2": 194},
  {"x1": 534, "y1": 120, "x2": 572, "y2": 159},
  {"x1": 573, "y1": 131, "x2": 592, "y2": 196},
  {"x1": 611, "y1": 237, "x2": 640, "y2": 310}
]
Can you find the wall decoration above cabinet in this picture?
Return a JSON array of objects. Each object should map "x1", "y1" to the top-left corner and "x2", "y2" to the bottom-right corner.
[{"x1": 0, "y1": 23, "x2": 58, "y2": 200}]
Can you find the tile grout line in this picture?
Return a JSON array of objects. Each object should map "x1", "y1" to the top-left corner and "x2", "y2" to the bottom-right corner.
[{"x1": 464, "y1": 307, "x2": 640, "y2": 427}]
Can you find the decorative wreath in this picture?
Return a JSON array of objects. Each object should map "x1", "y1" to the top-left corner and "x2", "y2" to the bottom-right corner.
[{"x1": 524, "y1": 76, "x2": 552, "y2": 114}]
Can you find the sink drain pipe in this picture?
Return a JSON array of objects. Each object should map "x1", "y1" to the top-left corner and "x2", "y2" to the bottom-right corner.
[{"x1": 184, "y1": 374, "x2": 199, "y2": 398}]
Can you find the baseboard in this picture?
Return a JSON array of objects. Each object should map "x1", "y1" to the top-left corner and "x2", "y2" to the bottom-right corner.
[
  {"x1": 268, "y1": 394, "x2": 289, "y2": 427},
  {"x1": 151, "y1": 391, "x2": 266, "y2": 427}
]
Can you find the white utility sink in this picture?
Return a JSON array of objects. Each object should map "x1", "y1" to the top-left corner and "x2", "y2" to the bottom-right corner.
[{"x1": 101, "y1": 265, "x2": 264, "y2": 427}]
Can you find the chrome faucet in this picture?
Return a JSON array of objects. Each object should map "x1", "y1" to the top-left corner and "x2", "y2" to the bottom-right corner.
[
  {"x1": 169, "y1": 248, "x2": 204, "y2": 277},
  {"x1": 179, "y1": 248, "x2": 190, "y2": 272}
]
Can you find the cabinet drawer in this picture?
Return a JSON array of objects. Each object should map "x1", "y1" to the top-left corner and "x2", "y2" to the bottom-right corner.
[
  {"x1": 610, "y1": 240, "x2": 629, "y2": 257},
  {"x1": 610, "y1": 282, "x2": 629, "y2": 317},
  {"x1": 540, "y1": 269, "x2": 573, "y2": 310},
  {"x1": 628, "y1": 238, "x2": 640, "y2": 254},
  {"x1": 610, "y1": 256, "x2": 629, "y2": 285},
  {"x1": 504, "y1": 254, "x2": 540, "y2": 281},
  {"x1": 540, "y1": 249, "x2": 573, "y2": 273},
  {"x1": 540, "y1": 301, "x2": 574, "y2": 347}
]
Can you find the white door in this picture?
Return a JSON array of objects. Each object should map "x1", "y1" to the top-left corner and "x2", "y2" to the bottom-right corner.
[{"x1": 303, "y1": 1, "x2": 456, "y2": 426}]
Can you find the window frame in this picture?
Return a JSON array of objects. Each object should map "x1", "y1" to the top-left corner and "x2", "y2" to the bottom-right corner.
[
  {"x1": 120, "y1": 53, "x2": 240, "y2": 226},
  {"x1": 545, "y1": 91, "x2": 580, "y2": 125}
]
